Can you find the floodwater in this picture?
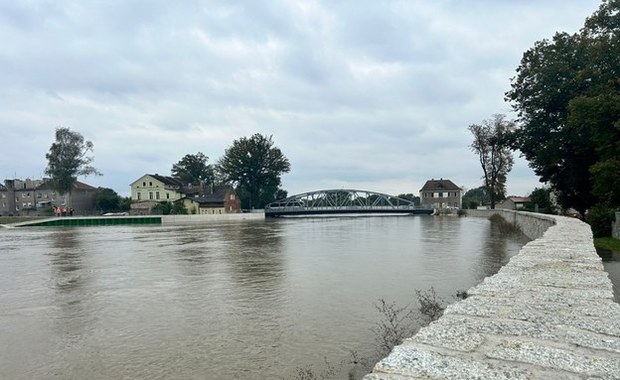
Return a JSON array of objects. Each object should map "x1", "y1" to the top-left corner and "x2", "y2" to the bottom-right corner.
[{"x1": 0, "y1": 216, "x2": 529, "y2": 379}]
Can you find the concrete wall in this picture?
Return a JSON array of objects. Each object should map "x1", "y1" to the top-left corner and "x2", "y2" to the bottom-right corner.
[
  {"x1": 161, "y1": 212, "x2": 264, "y2": 225},
  {"x1": 365, "y1": 211, "x2": 620, "y2": 379},
  {"x1": 466, "y1": 209, "x2": 555, "y2": 240},
  {"x1": 614, "y1": 212, "x2": 620, "y2": 239}
]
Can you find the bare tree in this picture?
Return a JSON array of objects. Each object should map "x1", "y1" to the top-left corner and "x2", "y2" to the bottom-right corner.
[{"x1": 468, "y1": 114, "x2": 515, "y2": 209}]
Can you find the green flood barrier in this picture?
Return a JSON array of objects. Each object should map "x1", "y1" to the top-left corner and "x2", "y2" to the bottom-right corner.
[{"x1": 19, "y1": 216, "x2": 162, "y2": 227}]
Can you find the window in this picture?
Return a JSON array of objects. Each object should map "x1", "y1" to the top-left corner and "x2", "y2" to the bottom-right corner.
[
  {"x1": 149, "y1": 181, "x2": 153, "y2": 186},
  {"x1": 230, "y1": 194, "x2": 235, "y2": 200},
  {"x1": 439, "y1": 192, "x2": 444, "y2": 198},
  {"x1": 143, "y1": 182, "x2": 146, "y2": 187},
  {"x1": 166, "y1": 193, "x2": 170, "y2": 199},
  {"x1": 156, "y1": 192, "x2": 160, "y2": 200},
  {"x1": 149, "y1": 192, "x2": 154, "y2": 200},
  {"x1": 137, "y1": 192, "x2": 142, "y2": 200}
]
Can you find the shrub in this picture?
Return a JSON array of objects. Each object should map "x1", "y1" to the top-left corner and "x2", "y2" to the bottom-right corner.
[{"x1": 586, "y1": 205, "x2": 615, "y2": 237}]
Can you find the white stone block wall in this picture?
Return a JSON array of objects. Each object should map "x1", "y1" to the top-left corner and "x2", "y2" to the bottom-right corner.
[{"x1": 365, "y1": 211, "x2": 620, "y2": 379}]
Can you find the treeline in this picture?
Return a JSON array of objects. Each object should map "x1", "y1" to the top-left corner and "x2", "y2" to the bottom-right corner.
[
  {"x1": 467, "y1": 1, "x2": 619, "y2": 236},
  {"x1": 44, "y1": 129, "x2": 290, "y2": 213}
]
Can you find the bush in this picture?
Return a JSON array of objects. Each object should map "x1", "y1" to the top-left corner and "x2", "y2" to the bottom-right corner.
[{"x1": 586, "y1": 205, "x2": 615, "y2": 237}]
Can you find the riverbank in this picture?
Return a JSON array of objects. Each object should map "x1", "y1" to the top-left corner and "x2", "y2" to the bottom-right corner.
[
  {"x1": 595, "y1": 237, "x2": 620, "y2": 253},
  {"x1": 365, "y1": 210, "x2": 620, "y2": 379}
]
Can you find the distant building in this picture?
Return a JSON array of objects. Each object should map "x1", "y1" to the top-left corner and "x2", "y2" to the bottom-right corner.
[
  {"x1": 129, "y1": 174, "x2": 240, "y2": 215},
  {"x1": 497, "y1": 196, "x2": 530, "y2": 210},
  {"x1": 0, "y1": 178, "x2": 97, "y2": 216},
  {"x1": 420, "y1": 178, "x2": 462, "y2": 210},
  {"x1": 179, "y1": 185, "x2": 241, "y2": 214}
]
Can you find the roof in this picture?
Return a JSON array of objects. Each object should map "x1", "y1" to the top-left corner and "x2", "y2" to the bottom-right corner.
[
  {"x1": 506, "y1": 196, "x2": 530, "y2": 203},
  {"x1": 420, "y1": 178, "x2": 461, "y2": 192},
  {"x1": 130, "y1": 174, "x2": 185, "y2": 187},
  {"x1": 149, "y1": 174, "x2": 185, "y2": 187},
  {"x1": 186, "y1": 185, "x2": 234, "y2": 205},
  {"x1": 34, "y1": 180, "x2": 97, "y2": 191}
]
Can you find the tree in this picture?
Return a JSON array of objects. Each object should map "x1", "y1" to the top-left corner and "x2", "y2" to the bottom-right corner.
[
  {"x1": 94, "y1": 187, "x2": 122, "y2": 213},
  {"x1": 505, "y1": 0, "x2": 620, "y2": 214},
  {"x1": 462, "y1": 186, "x2": 491, "y2": 209},
  {"x1": 45, "y1": 127, "x2": 100, "y2": 196},
  {"x1": 397, "y1": 193, "x2": 420, "y2": 206},
  {"x1": 524, "y1": 187, "x2": 557, "y2": 214},
  {"x1": 217, "y1": 134, "x2": 291, "y2": 209},
  {"x1": 171, "y1": 152, "x2": 214, "y2": 186},
  {"x1": 468, "y1": 114, "x2": 515, "y2": 209}
]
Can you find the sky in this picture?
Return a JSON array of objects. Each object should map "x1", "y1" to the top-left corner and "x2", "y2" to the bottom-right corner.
[{"x1": 0, "y1": 0, "x2": 603, "y2": 198}]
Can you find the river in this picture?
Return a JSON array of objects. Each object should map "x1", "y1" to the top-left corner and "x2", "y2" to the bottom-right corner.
[{"x1": 0, "y1": 216, "x2": 530, "y2": 379}]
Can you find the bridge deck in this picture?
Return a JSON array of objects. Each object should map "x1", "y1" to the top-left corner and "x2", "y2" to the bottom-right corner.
[{"x1": 264, "y1": 206, "x2": 434, "y2": 217}]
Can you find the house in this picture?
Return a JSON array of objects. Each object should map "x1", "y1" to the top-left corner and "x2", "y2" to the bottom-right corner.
[
  {"x1": 179, "y1": 185, "x2": 241, "y2": 214},
  {"x1": 129, "y1": 174, "x2": 241, "y2": 215},
  {"x1": 130, "y1": 174, "x2": 187, "y2": 203},
  {"x1": 497, "y1": 196, "x2": 530, "y2": 210},
  {"x1": 129, "y1": 174, "x2": 188, "y2": 215},
  {"x1": 420, "y1": 178, "x2": 462, "y2": 210},
  {"x1": 0, "y1": 178, "x2": 97, "y2": 216}
]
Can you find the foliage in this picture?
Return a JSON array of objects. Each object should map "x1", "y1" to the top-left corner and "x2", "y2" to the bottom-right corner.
[
  {"x1": 468, "y1": 114, "x2": 515, "y2": 209},
  {"x1": 594, "y1": 237, "x2": 620, "y2": 252},
  {"x1": 586, "y1": 205, "x2": 615, "y2": 238},
  {"x1": 216, "y1": 134, "x2": 290, "y2": 209},
  {"x1": 506, "y1": 0, "x2": 620, "y2": 214},
  {"x1": 397, "y1": 193, "x2": 421, "y2": 205},
  {"x1": 45, "y1": 127, "x2": 101, "y2": 196},
  {"x1": 462, "y1": 186, "x2": 491, "y2": 209},
  {"x1": 119, "y1": 197, "x2": 132, "y2": 211},
  {"x1": 152, "y1": 201, "x2": 173, "y2": 215},
  {"x1": 171, "y1": 152, "x2": 214, "y2": 185},
  {"x1": 172, "y1": 201, "x2": 188, "y2": 215},
  {"x1": 525, "y1": 187, "x2": 557, "y2": 214},
  {"x1": 415, "y1": 288, "x2": 445, "y2": 324},
  {"x1": 94, "y1": 187, "x2": 123, "y2": 213},
  {"x1": 371, "y1": 299, "x2": 416, "y2": 356}
]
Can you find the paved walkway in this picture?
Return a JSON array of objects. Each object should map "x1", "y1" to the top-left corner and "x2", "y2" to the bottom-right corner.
[{"x1": 365, "y1": 214, "x2": 620, "y2": 380}]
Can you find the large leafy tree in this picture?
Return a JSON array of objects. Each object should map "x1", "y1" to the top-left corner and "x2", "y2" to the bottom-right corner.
[
  {"x1": 525, "y1": 187, "x2": 557, "y2": 215},
  {"x1": 94, "y1": 187, "x2": 122, "y2": 213},
  {"x1": 171, "y1": 152, "x2": 214, "y2": 185},
  {"x1": 217, "y1": 134, "x2": 290, "y2": 209},
  {"x1": 462, "y1": 186, "x2": 491, "y2": 209},
  {"x1": 506, "y1": 0, "x2": 620, "y2": 214},
  {"x1": 468, "y1": 114, "x2": 515, "y2": 209},
  {"x1": 45, "y1": 127, "x2": 100, "y2": 196}
]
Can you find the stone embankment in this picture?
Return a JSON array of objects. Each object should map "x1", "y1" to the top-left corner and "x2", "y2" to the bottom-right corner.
[{"x1": 365, "y1": 210, "x2": 620, "y2": 380}]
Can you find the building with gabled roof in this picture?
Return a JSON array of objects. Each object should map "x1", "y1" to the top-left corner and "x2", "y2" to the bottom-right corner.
[
  {"x1": 129, "y1": 174, "x2": 240, "y2": 215},
  {"x1": 179, "y1": 185, "x2": 241, "y2": 214},
  {"x1": 497, "y1": 196, "x2": 530, "y2": 210},
  {"x1": 1, "y1": 178, "x2": 98, "y2": 216},
  {"x1": 419, "y1": 178, "x2": 462, "y2": 210}
]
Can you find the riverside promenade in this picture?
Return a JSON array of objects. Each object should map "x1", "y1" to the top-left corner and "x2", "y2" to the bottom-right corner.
[{"x1": 365, "y1": 210, "x2": 620, "y2": 380}]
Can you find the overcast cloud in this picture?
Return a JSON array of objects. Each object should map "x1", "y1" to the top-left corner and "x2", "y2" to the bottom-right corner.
[{"x1": 0, "y1": 0, "x2": 601, "y2": 197}]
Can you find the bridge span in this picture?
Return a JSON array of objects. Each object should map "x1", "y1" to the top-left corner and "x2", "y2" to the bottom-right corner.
[{"x1": 265, "y1": 189, "x2": 434, "y2": 217}]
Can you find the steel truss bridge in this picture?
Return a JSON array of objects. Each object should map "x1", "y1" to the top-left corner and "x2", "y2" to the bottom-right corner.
[{"x1": 264, "y1": 189, "x2": 434, "y2": 217}]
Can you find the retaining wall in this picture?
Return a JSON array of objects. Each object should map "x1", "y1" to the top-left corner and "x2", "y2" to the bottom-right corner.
[
  {"x1": 365, "y1": 210, "x2": 620, "y2": 379},
  {"x1": 161, "y1": 212, "x2": 264, "y2": 225}
]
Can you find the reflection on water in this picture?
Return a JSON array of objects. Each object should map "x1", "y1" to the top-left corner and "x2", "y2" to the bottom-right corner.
[{"x1": 0, "y1": 216, "x2": 529, "y2": 380}]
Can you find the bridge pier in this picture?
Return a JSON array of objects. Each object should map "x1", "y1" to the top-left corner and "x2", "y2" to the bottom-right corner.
[{"x1": 365, "y1": 210, "x2": 620, "y2": 379}]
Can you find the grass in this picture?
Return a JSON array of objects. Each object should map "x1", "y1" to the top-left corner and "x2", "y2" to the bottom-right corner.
[{"x1": 594, "y1": 237, "x2": 620, "y2": 252}]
